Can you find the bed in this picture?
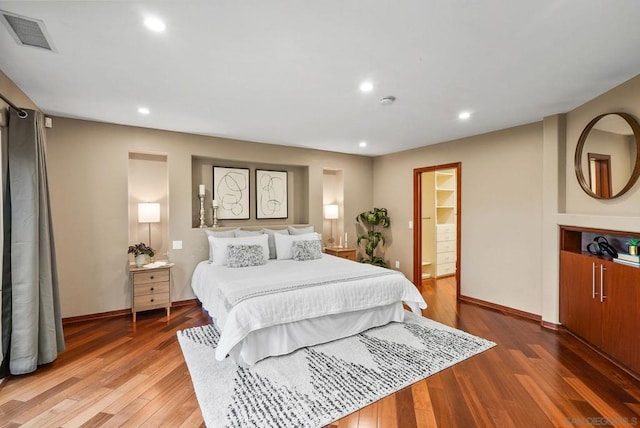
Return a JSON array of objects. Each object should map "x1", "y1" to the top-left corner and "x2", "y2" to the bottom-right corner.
[{"x1": 191, "y1": 230, "x2": 427, "y2": 366}]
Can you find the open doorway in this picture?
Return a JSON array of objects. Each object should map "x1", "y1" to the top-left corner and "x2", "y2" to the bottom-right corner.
[{"x1": 413, "y1": 163, "x2": 461, "y2": 297}]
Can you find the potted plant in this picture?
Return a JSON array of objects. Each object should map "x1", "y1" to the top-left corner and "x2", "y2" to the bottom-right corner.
[
  {"x1": 356, "y1": 207, "x2": 390, "y2": 267},
  {"x1": 626, "y1": 238, "x2": 640, "y2": 256},
  {"x1": 128, "y1": 243, "x2": 155, "y2": 267}
]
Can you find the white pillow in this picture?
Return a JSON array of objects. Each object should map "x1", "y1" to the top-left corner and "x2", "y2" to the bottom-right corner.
[
  {"x1": 288, "y1": 225, "x2": 314, "y2": 235},
  {"x1": 261, "y1": 228, "x2": 289, "y2": 259},
  {"x1": 274, "y1": 232, "x2": 321, "y2": 260},
  {"x1": 209, "y1": 234, "x2": 269, "y2": 266},
  {"x1": 205, "y1": 229, "x2": 238, "y2": 262}
]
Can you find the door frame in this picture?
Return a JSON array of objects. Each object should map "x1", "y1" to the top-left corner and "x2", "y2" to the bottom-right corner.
[{"x1": 413, "y1": 162, "x2": 461, "y2": 296}]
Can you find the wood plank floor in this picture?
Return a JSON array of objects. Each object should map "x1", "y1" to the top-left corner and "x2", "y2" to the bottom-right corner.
[{"x1": 1, "y1": 278, "x2": 640, "y2": 427}]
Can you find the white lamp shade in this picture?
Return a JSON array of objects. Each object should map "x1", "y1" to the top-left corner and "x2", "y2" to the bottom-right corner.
[
  {"x1": 138, "y1": 203, "x2": 160, "y2": 223},
  {"x1": 324, "y1": 204, "x2": 339, "y2": 220}
]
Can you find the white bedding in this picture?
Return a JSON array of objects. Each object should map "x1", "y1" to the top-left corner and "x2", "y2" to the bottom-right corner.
[{"x1": 191, "y1": 254, "x2": 427, "y2": 364}]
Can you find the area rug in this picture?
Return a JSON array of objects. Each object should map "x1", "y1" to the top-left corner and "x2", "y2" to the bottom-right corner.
[{"x1": 177, "y1": 312, "x2": 495, "y2": 428}]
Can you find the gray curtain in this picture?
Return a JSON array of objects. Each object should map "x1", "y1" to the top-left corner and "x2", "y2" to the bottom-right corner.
[{"x1": 0, "y1": 108, "x2": 64, "y2": 377}]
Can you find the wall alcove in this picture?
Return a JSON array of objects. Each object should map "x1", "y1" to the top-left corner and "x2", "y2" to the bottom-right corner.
[{"x1": 190, "y1": 156, "x2": 309, "y2": 228}]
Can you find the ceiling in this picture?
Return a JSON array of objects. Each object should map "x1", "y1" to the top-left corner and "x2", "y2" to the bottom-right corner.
[{"x1": 1, "y1": 1, "x2": 640, "y2": 157}]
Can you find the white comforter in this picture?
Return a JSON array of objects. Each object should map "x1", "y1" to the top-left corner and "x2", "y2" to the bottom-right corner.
[{"x1": 191, "y1": 254, "x2": 427, "y2": 361}]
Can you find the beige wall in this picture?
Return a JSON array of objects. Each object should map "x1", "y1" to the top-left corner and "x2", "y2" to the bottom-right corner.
[
  {"x1": 373, "y1": 123, "x2": 544, "y2": 315},
  {"x1": 46, "y1": 117, "x2": 373, "y2": 317}
]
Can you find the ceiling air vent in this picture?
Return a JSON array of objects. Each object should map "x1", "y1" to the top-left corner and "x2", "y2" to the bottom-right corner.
[{"x1": 0, "y1": 10, "x2": 55, "y2": 52}]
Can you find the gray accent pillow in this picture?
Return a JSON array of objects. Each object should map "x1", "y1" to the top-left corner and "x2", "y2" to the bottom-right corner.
[
  {"x1": 292, "y1": 239, "x2": 323, "y2": 261},
  {"x1": 226, "y1": 244, "x2": 267, "y2": 268},
  {"x1": 234, "y1": 230, "x2": 262, "y2": 237},
  {"x1": 205, "y1": 229, "x2": 238, "y2": 262},
  {"x1": 288, "y1": 225, "x2": 314, "y2": 235},
  {"x1": 261, "y1": 228, "x2": 289, "y2": 259}
]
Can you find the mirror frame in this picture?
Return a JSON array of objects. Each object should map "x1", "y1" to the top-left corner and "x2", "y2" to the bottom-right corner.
[{"x1": 574, "y1": 112, "x2": 640, "y2": 199}]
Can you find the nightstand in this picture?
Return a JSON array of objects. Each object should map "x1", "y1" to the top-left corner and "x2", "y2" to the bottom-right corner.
[
  {"x1": 130, "y1": 264, "x2": 173, "y2": 322},
  {"x1": 324, "y1": 247, "x2": 357, "y2": 261}
]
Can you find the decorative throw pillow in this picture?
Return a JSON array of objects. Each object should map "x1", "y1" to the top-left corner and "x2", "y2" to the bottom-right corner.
[
  {"x1": 274, "y1": 232, "x2": 321, "y2": 260},
  {"x1": 287, "y1": 225, "x2": 314, "y2": 235},
  {"x1": 205, "y1": 229, "x2": 238, "y2": 262},
  {"x1": 292, "y1": 239, "x2": 323, "y2": 261},
  {"x1": 227, "y1": 244, "x2": 267, "y2": 268},
  {"x1": 261, "y1": 228, "x2": 289, "y2": 259}
]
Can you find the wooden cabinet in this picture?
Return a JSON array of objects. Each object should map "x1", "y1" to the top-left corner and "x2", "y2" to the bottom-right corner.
[
  {"x1": 130, "y1": 265, "x2": 172, "y2": 322},
  {"x1": 602, "y1": 262, "x2": 640, "y2": 371},
  {"x1": 559, "y1": 251, "x2": 604, "y2": 347},
  {"x1": 325, "y1": 247, "x2": 356, "y2": 261},
  {"x1": 559, "y1": 226, "x2": 640, "y2": 376}
]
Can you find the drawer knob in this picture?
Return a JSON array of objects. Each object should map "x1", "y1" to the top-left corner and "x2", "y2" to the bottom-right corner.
[
  {"x1": 150, "y1": 287, "x2": 154, "y2": 291},
  {"x1": 151, "y1": 298, "x2": 154, "y2": 302},
  {"x1": 150, "y1": 276, "x2": 154, "y2": 280}
]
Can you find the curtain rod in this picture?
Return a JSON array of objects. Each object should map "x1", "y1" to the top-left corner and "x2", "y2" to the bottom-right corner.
[{"x1": 0, "y1": 92, "x2": 28, "y2": 118}]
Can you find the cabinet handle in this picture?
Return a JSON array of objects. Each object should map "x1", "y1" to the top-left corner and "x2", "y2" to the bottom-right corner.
[
  {"x1": 592, "y1": 262, "x2": 597, "y2": 299},
  {"x1": 600, "y1": 265, "x2": 607, "y2": 303}
]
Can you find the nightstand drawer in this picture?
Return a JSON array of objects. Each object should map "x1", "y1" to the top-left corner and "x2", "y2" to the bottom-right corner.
[
  {"x1": 134, "y1": 292, "x2": 170, "y2": 309},
  {"x1": 133, "y1": 281, "x2": 170, "y2": 297},
  {"x1": 340, "y1": 251, "x2": 357, "y2": 261},
  {"x1": 133, "y1": 269, "x2": 169, "y2": 284}
]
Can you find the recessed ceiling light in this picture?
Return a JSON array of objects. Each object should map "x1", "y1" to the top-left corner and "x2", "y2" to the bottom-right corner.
[
  {"x1": 144, "y1": 17, "x2": 166, "y2": 32},
  {"x1": 458, "y1": 111, "x2": 471, "y2": 120},
  {"x1": 138, "y1": 107, "x2": 150, "y2": 115},
  {"x1": 359, "y1": 81, "x2": 373, "y2": 93},
  {"x1": 359, "y1": 141, "x2": 367, "y2": 148}
]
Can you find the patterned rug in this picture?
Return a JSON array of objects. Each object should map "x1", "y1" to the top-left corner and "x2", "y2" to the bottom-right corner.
[{"x1": 177, "y1": 312, "x2": 495, "y2": 427}]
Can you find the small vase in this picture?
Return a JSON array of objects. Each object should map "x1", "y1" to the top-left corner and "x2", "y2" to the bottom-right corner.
[
  {"x1": 135, "y1": 254, "x2": 146, "y2": 267},
  {"x1": 630, "y1": 246, "x2": 638, "y2": 256}
]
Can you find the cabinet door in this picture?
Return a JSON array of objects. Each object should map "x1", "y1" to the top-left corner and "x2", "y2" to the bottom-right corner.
[
  {"x1": 559, "y1": 251, "x2": 603, "y2": 348},
  {"x1": 602, "y1": 261, "x2": 640, "y2": 373}
]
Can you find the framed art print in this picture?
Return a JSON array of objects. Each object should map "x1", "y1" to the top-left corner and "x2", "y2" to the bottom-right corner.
[
  {"x1": 213, "y1": 166, "x2": 250, "y2": 219},
  {"x1": 255, "y1": 169, "x2": 288, "y2": 219}
]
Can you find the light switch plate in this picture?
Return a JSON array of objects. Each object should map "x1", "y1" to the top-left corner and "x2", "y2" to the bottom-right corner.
[{"x1": 172, "y1": 240, "x2": 183, "y2": 250}]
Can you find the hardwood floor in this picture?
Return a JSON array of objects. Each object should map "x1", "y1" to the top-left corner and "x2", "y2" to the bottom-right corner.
[{"x1": 1, "y1": 278, "x2": 640, "y2": 427}]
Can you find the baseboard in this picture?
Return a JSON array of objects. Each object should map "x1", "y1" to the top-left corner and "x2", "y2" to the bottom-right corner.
[
  {"x1": 63, "y1": 308, "x2": 132, "y2": 325},
  {"x1": 457, "y1": 295, "x2": 562, "y2": 330},
  {"x1": 540, "y1": 320, "x2": 561, "y2": 331},
  {"x1": 172, "y1": 298, "x2": 200, "y2": 307},
  {"x1": 458, "y1": 294, "x2": 542, "y2": 323},
  {"x1": 62, "y1": 299, "x2": 201, "y2": 325}
]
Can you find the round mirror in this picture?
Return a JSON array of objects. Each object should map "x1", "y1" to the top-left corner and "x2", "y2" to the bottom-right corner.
[{"x1": 575, "y1": 112, "x2": 640, "y2": 199}]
